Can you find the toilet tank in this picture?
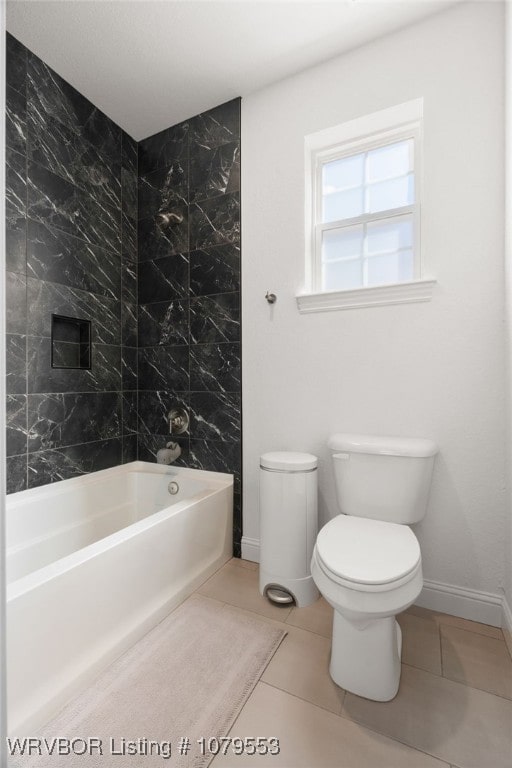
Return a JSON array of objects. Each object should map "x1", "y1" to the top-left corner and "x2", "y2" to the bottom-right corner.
[{"x1": 328, "y1": 434, "x2": 438, "y2": 525}]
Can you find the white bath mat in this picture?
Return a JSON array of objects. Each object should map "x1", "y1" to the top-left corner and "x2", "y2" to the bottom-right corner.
[{"x1": 10, "y1": 595, "x2": 286, "y2": 767}]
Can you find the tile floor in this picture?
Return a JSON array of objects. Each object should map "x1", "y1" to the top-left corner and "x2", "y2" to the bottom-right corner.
[{"x1": 193, "y1": 558, "x2": 512, "y2": 768}]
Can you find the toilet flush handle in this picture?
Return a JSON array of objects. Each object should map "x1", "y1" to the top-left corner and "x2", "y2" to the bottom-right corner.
[{"x1": 332, "y1": 453, "x2": 350, "y2": 461}]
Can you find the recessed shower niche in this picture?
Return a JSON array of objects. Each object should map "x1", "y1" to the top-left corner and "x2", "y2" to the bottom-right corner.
[{"x1": 51, "y1": 315, "x2": 92, "y2": 370}]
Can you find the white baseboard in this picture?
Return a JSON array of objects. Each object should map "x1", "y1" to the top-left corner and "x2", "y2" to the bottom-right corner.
[
  {"x1": 241, "y1": 536, "x2": 260, "y2": 563},
  {"x1": 415, "y1": 579, "x2": 503, "y2": 627},
  {"x1": 502, "y1": 595, "x2": 512, "y2": 657},
  {"x1": 241, "y1": 536, "x2": 505, "y2": 628}
]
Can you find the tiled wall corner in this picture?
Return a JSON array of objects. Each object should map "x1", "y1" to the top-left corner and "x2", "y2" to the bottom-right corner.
[
  {"x1": 5, "y1": 32, "x2": 136, "y2": 491},
  {"x1": 137, "y1": 99, "x2": 242, "y2": 555},
  {"x1": 5, "y1": 33, "x2": 241, "y2": 555}
]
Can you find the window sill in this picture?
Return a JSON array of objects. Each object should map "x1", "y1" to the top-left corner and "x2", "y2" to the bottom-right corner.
[{"x1": 295, "y1": 279, "x2": 436, "y2": 314}]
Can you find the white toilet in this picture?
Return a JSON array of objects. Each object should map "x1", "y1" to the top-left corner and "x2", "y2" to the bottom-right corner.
[{"x1": 311, "y1": 433, "x2": 438, "y2": 702}]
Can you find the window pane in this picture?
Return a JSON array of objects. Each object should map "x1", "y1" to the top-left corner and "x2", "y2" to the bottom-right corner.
[
  {"x1": 323, "y1": 259, "x2": 362, "y2": 291},
  {"x1": 315, "y1": 132, "x2": 418, "y2": 293},
  {"x1": 323, "y1": 187, "x2": 363, "y2": 223},
  {"x1": 366, "y1": 216, "x2": 413, "y2": 255},
  {"x1": 366, "y1": 174, "x2": 414, "y2": 214},
  {"x1": 323, "y1": 154, "x2": 364, "y2": 193},
  {"x1": 366, "y1": 250, "x2": 414, "y2": 286},
  {"x1": 367, "y1": 140, "x2": 413, "y2": 183},
  {"x1": 322, "y1": 226, "x2": 363, "y2": 262}
]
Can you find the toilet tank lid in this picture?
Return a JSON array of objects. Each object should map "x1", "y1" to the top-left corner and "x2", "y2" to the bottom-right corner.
[
  {"x1": 260, "y1": 452, "x2": 318, "y2": 471},
  {"x1": 328, "y1": 433, "x2": 438, "y2": 458}
]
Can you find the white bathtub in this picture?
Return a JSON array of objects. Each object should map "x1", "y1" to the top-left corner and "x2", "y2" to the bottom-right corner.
[{"x1": 6, "y1": 461, "x2": 233, "y2": 735}]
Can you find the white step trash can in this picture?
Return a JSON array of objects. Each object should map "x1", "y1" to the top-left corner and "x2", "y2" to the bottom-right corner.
[{"x1": 259, "y1": 451, "x2": 319, "y2": 607}]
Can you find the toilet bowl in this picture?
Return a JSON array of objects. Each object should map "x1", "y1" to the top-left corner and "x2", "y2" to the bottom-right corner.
[
  {"x1": 312, "y1": 515, "x2": 423, "y2": 700},
  {"x1": 312, "y1": 433, "x2": 437, "y2": 701}
]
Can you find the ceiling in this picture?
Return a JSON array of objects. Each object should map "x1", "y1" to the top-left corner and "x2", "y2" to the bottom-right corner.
[{"x1": 7, "y1": 0, "x2": 459, "y2": 141}]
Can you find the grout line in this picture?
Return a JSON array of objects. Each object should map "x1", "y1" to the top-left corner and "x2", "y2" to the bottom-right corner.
[
  {"x1": 438, "y1": 620, "x2": 506, "y2": 645},
  {"x1": 195, "y1": 578, "x2": 308, "y2": 632},
  {"x1": 401, "y1": 661, "x2": 444, "y2": 680},
  {"x1": 190, "y1": 594, "x2": 226, "y2": 611},
  {"x1": 408, "y1": 607, "x2": 503, "y2": 640},
  {"x1": 505, "y1": 635, "x2": 512, "y2": 664},
  {"x1": 198, "y1": 591, "x2": 294, "y2": 625},
  {"x1": 439, "y1": 620, "x2": 444, "y2": 678},
  {"x1": 284, "y1": 614, "x2": 333, "y2": 640},
  {"x1": 194, "y1": 558, "x2": 238, "y2": 592},
  {"x1": 402, "y1": 660, "x2": 512, "y2": 702},
  {"x1": 259, "y1": 680, "x2": 344, "y2": 719},
  {"x1": 227, "y1": 604, "x2": 292, "y2": 630},
  {"x1": 259, "y1": 682, "x2": 451, "y2": 768},
  {"x1": 336, "y1": 702, "x2": 453, "y2": 767},
  {"x1": 443, "y1": 680, "x2": 512, "y2": 703}
]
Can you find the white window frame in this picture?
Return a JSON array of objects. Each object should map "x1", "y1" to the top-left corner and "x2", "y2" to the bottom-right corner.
[{"x1": 298, "y1": 99, "x2": 436, "y2": 313}]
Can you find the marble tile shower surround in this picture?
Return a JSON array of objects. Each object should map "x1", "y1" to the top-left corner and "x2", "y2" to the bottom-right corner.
[
  {"x1": 137, "y1": 98, "x2": 242, "y2": 555},
  {"x1": 6, "y1": 33, "x2": 242, "y2": 555},
  {"x1": 5, "y1": 32, "x2": 138, "y2": 493}
]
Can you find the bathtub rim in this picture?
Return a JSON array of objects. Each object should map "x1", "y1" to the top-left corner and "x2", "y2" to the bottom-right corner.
[
  {"x1": 7, "y1": 462, "x2": 233, "y2": 600},
  {"x1": 6, "y1": 460, "x2": 233, "y2": 511}
]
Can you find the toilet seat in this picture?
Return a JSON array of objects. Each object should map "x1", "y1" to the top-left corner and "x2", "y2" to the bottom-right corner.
[{"x1": 315, "y1": 516, "x2": 421, "y2": 592}]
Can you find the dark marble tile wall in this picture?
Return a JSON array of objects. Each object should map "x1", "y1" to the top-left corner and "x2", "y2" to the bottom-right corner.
[
  {"x1": 5, "y1": 33, "x2": 137, "y2": 491},
  {"x1": 5, "y1": 34, "x2": 242, "y2": 556},
  {"x1": 137, "y1": 99, "x2": 242, "y2": 555}
]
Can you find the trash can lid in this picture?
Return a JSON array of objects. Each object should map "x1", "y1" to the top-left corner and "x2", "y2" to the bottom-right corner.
[{"x1": 260, "y1": 451, "x2": 318, "y2": 471}]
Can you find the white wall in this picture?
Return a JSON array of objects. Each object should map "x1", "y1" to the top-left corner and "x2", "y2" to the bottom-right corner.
[
  {"x1": 504, "y1": 1, "x2": 512, "y2": 649},
  {"x1": 242, "y1": 2, "x2": 506, "y2": 608}
]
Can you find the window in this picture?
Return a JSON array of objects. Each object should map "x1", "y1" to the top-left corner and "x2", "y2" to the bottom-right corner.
[
  {"x1": 320, "y1": 137, "x2": 416, "y2": 291},
  {"x1": 299, "y1": 99, "x2": 435, "y2": 313}
]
